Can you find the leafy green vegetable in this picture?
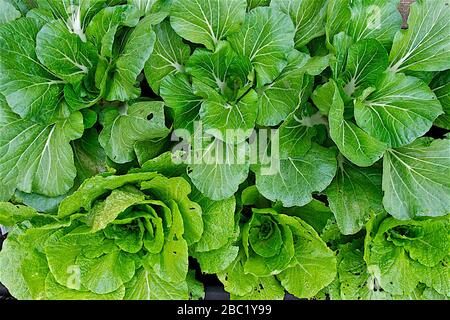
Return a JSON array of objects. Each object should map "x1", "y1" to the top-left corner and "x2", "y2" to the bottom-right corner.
[{"x1": 0, "y1": 0, "x2": 449, "y2": 301}]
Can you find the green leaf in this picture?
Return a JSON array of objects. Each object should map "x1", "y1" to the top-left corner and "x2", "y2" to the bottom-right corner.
[
  {"x1": 257, "y1": 50, "x2": 312, "y2": 126},
  {"x1": 105, "y1": 15, "x2": 156, "y2": 101},
  {"x1": 382, "y1": 138, "x2": 450, "y2": 220},
  {"x1": 271, "y1": 0, "x2": 327, "y2": 49},
  {"x1": 342, "y1": 39, "x2": 388, "y2": 96},
  {"x1": 328, "y1": 80, "x2": 388, "y2": 167},
  {"x1": 278, "y1": 108, "x2": 318, "y2": 159},
  {"x1": 191, "y1": 191, "x2": 236, "y2": 252},
  {"x1": 194, "y1": 242, "x2": 240, "y2": 274},
  {"x1": 199, "y1": 90, "x2": 258, "y2": 144},
  {"x1": 326, "y1": 159, "x2": 383, "y2": 235},
  {"x1": 389, "y1": 0, "x2": 450, "y2": 72},
  {"x1": 0, "y1": 0, "x2": 21, "y2": 25},
  {"x1": 58, "y1": 172, "x2": 158, "y2": 218},
  {"x1": 86, "y1": 187, "x2": 146, "y2": 232},
  {"x1": 36, "y1": 19, "x2": 98, "y2": 84},
  {"x1": 79, "y1": 250, "x2": 136, "y2": 294},
  {"x1": 141, "y1": 176, "x2": 203, "y2": 246},
  {"x1": 0, "y1": 233, "x2": 49, "y2": 300},
  {"x1": 355, "y1": 72, "x2": 443, "y2": 148},
  {"x1": 218, "y1": 252, "x2": 258, "y2": 296},
  {"x1": 45, "y1": 274, "x2": 125, "y2": 300},
  {"x1": 228, "y1": 7, "x2": 295, "y2": 87},
  {"x1": 0, "y1": 17, "x2": 64, "y2": 122},
  {"x1": 431, "y1": 70, "x2": 450, "y2": 130},
  {"x1": 0, "y1": 103, "x2": 84, "y2": 200},
  {"x1": 86, "y1": 5, "x2": 140, "y2": 58},
  {"x1": 347, "y1": 0, "x2": 402, "y2": 48},
  {"x1": 170, "y1": 0, "x2": 247, "y2": 51},
  {"x1": 99, "y1": 101, "x2": 170, "y2": 164},
  {"x1": 231, "y1": 276, "x2": 285, "y2": 300},
  {"x1": 72, "y1": 128, "x2": 107, "y2": 185},
  {"x1": 187, "y1": 41, "x2": 252, "y2": 97},
  {"x1": 277, "y1": 217, "x2": 337, "y2": 298},
  {"x1": 0, "y1": 202, "x2": 39, "y2": 226},
  {"x1": 145, "y1": 20, "x2": 191, "y2": 93},
  {"x1": 160, "y1": 73, "x2": 202, "y2": 130},
  {"x1": 254, "y1": 143, "x2": 337, "y2": 208},
  {"x1": 188, "y1": 140, "x2": 250, "y2": 200}
]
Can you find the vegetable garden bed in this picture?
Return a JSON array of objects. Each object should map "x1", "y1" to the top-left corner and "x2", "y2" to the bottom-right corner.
[{"x1": 0, "y1": 0, "x2": 449, "y2": 301}]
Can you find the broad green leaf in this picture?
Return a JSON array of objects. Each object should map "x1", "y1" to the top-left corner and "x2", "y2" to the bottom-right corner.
[
  {"x1": 389, "y1": 0, "x2": 450, "y2": 72},
  {"x1": 368, "y1": 239, "x2": 424, "y2": 295},
  {"x1": 278, "y1": 109, "x2": 318, "y2": 159},
  {"x1": 0, "y1": 104, "x2": 84, "y2": 200},
  {"x1": 431, "y1": 70, "x2": 450, "y2": 130},
  {"x1": 170, "y1": 0, "x2": 247, "y2": 51},
  {"x1": 355, "y1": 72, "x2": 442, "y2": 148},
  {"x1": 99, "y1": 101, "x2": 170, "y2": 164},
  {"x1": 254, "y1": 143, "x2": 337, "y2": 208},
  {"x1": 218, "y1": 252, "x2": 258, "y2": 296},
  {"x1": 0, "y1": 202, "x2": 39, "y2": 226},
  {"x1": 382, "y1": 138, "x2": 450, "y2": 220},
  {"x1": 0, "y1": 233, "x2": 49, "y2": 300},
  {"x1": 347, "y1": 0, "x2": 402, "y2": 48},
  {"x1": 45, "y1": 274, "x2": 125, "y2": 300},
  {"x1": 326, "y1": 0, "x2": 402, "y2": 48},
  {"x1": 79, "y1": 250, "x2": 136, "y2": 294},
  {"x1": 277, "y1": 217, "x2": 337, "y2": 298},
  {"x1": 188, "y1": 140, "x2": 250, "y2": 201},
  {"x1": 145, "y1": 20, "x2": 191, "y2": 93},
  {"x1": 326, "y1": 159, "x2": 383, "y2": 235},
  {"x1": 0, "y1": 0, "x2": 21, "y2": 25},
  {"x1": 256, "y1": 50, "x2": 312, "y2": 126},
  {"x1": 36, "y1": 19, "x2": 98, "y2": 84},
  {"x1": 125, "y1": 266, "x2": 189, "y2": 300},
  {"x1": 194, "y1": 242, "x2": 240, "y2": 274},
  {"x1": 72, "y1": 128, "x2": 107, "y2": 185},
  {"x1": 337, "y1": 241, "x2": 391, "y2": 300},
  {"x1": 146, "y1": 238, "x2": 189, "y2": 283},
  {"x1": 271, "y1": 0, "x2": 327, "y2": 49},
  {"x1": 160, "y1": 73, "x2": 202, "y2": 131},
  {"x1": 58, "y1": 172, "x2": 158, "y2": 218},
  {"x1": 342, "y1": 39, "x2": 388, "y2": 96},
  {"x1": 86, "y1": 5, "x2": 140, "y2": 58},
  {"x1": 191, "y1": 191, "x2": 236, "y2": 252},
  {"x1": 199, "y1": 90, "x2": 258, "y2": 144},
  {"x1": 0, "y1": 17, "x2": 64, "y2": 122},
  {"x1": 328, "y1": 80, "x2": 388, "y2": 167},
  {"x1": 187, "y1": 41, "x2": 252, "y2": 98},
  {"x1": 228, "y1": 7, "x2": 295, "y2": 87},
  {"x1": 106, "y1": 15, "x2": 156, "y2": 101},
  {"x1": 139, "y1": 151, "x2": 187, "y2": 177},
  {"x1": 231, "y1": 276, "x2": 285, "y2": 300}
]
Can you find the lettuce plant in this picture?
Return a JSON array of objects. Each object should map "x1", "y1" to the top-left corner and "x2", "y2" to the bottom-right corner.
[
  {"x1": 0, "y1": 0, "x2": 449, "y2": 301},
  {"x1": 0, "y1": 172, "x2": 206, "y2": 299}
]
